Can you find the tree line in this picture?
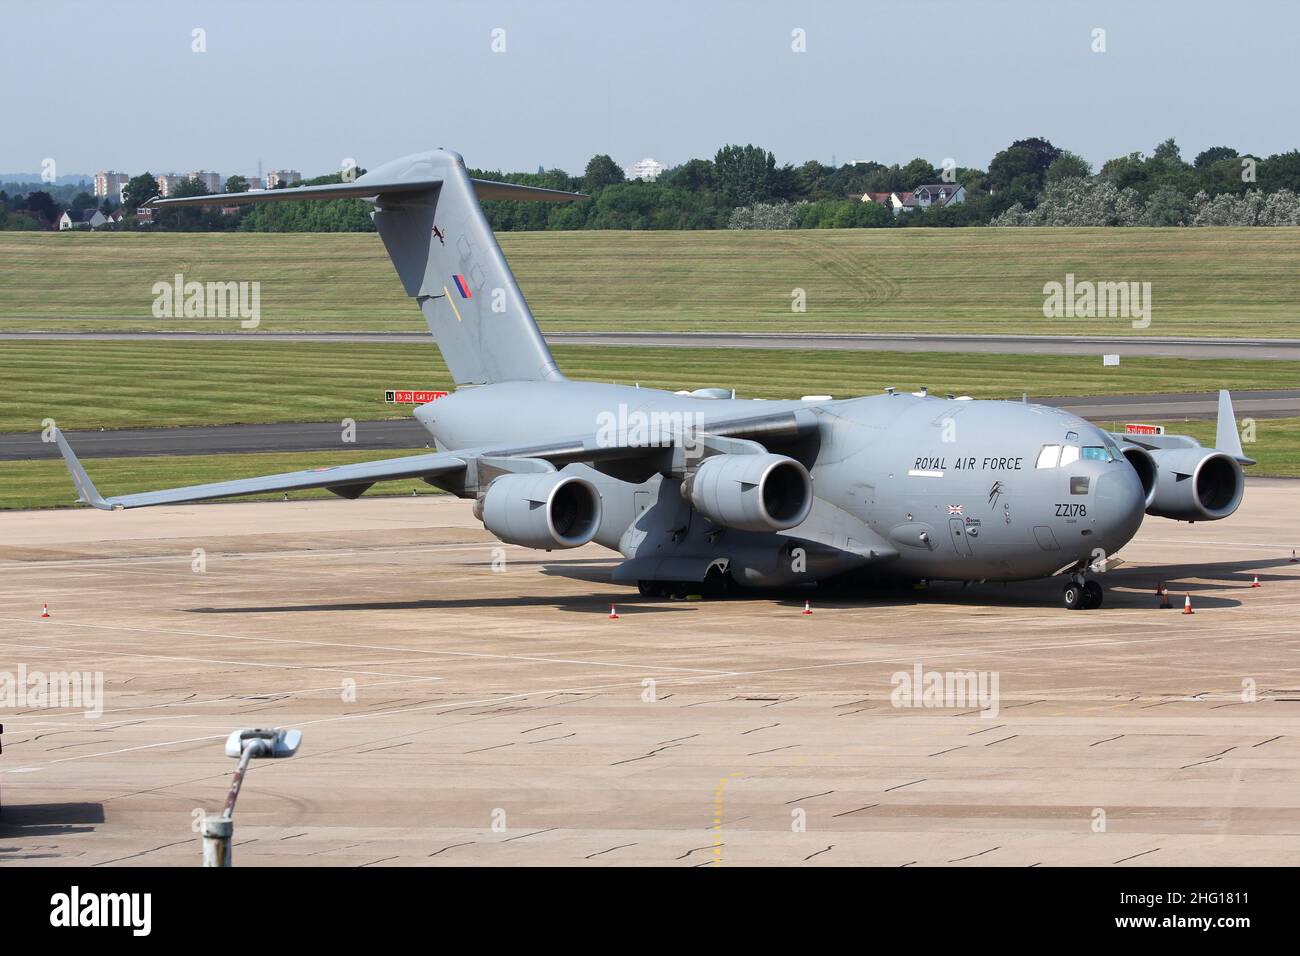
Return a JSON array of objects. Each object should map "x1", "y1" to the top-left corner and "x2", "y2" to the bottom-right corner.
[{"x1": 5, "y1": 137, "x2": 1300, "y2": 232}]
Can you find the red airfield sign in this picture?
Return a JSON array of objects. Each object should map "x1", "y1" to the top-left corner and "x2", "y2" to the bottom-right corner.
[
  {"x1": 385, "y1": 389, "x2": 449, "y2": 404},
  {"x1": 1124, "y1": 423, "x2": 1166, "y2": 436}
]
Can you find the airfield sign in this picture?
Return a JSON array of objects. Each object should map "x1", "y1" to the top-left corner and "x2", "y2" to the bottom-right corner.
[
  {"x1": 1124, "y1": 423, "x2": 1166, "y2": 435},
  {"x1": 385, "y1": 390, "x2": 449, "y2": 404}
]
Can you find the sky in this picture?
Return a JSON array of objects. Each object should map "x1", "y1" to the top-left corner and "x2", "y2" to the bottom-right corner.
[{"x1": 4, "y1": 0, "x2": 1298, "y2": 180}]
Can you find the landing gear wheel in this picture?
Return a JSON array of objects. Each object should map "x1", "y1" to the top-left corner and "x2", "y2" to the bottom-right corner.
[
  {"x1": 1063, "y1": 582, "x2": 1085, "y2": 610},
  {"x1": 1083, "y1": 581, "x2": 1104, "y2": 609},
  {"x1": 637, "y1": 580, "x2": 664, "y2": 598},
  {"x1": 702, "y1": 564, "x2": 733, "y2": 598}
]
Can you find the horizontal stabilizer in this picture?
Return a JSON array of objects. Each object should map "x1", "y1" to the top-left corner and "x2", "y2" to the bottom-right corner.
[{"x1": 146, "y1": 177, "x2": 585, "y2": 208}]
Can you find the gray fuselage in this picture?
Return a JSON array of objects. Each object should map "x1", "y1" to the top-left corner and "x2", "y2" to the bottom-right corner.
[{"x1": 416, "y1": 380, "x2": 1147, "y2": 585}]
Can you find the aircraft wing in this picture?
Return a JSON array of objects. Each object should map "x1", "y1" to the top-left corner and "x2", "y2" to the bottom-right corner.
[
  {"x1": 1106, "y1": 389, "x2": 1257, "y2": 466},
  {"x1": 53, "y1": 405, "x2": 820, "y2": 511},
  {"x1": 55, "y1": 428, "x2": 468, "y2": 510}
]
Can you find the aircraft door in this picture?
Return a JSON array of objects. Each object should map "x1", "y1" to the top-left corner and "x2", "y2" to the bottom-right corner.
[
  {"x1": 948, "y1": 517, "x2": 973, "y2": 557},
  {"x1": 624, "y1": 491, "x2": 654, "y2": 551}
]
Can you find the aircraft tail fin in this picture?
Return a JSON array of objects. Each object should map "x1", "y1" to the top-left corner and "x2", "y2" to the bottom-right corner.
[{"x1": 149, "y1": 151, "x2": 585, "y2": 386}]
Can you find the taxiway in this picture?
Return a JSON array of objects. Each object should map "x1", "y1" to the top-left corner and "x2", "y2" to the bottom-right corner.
[{"x1": 1, "y1": 483, "x2": 1298, "y2": 866}]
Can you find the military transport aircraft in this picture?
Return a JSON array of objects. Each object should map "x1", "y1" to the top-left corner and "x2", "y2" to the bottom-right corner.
[{"x1": 54, "y1": 148, "x2": 1255, "y2": 609}]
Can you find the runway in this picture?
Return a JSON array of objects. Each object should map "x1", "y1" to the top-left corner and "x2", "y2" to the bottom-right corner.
[
  {"x1": 1, "y1": 484, "x2": 1298, "y2": 866},
  {"x1": 7, "y1": 329, "x2": 1300, "y2": 361},
  {"x1": 4, "y1": 390, "x2": 1298, "y2": 461}
]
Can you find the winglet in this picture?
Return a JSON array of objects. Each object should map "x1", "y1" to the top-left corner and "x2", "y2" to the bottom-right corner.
[
  {"x1": 53, "y1": 429, "x2": 113, "y2": 510},
  {"x1": 1215, "y1": 390, "x2": 1256, "y2": 465}
]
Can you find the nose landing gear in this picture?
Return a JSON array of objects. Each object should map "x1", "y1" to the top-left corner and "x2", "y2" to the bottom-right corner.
[{"x1": 1063, "y1": 575, "x2": 1104, "y2": 610}]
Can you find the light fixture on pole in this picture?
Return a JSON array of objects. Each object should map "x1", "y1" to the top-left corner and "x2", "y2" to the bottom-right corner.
[{"x1": 201, "y1": 727, "x2": 302, "y2": 867}]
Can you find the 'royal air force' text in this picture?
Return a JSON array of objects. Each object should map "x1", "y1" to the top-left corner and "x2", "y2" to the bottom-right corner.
[{"x1": 913, "y1": 456, "x2": 1024, "y2": 472}]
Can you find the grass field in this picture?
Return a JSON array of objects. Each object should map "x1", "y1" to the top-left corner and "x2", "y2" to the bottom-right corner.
[
  {"x1": 3, "y1": 229, "x2": 1300, "y2": 336},
  {"x1": 0, "y1": 449, "x2": 440, "y2": 510},
  {"x1": 3, "y1": 340, "x2": 1300, "y2": 433}
]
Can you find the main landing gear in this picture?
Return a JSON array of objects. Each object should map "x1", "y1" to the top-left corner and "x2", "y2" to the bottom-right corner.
[
  {"x1": 1063, "y1": 575, "x2": 1104, "y2": 610},
  {"x1": 638, "y1": 563, "x2": 734, "y2": 600}
]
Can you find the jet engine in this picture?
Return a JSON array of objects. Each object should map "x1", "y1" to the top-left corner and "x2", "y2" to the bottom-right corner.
[
  {"x1": 1119, "y1": 446, "x2": 1157, "y2": 508},
  {"x1": 1145, "y1": 448, "x2": 1244, "y2": 521},
  {"x1": 680, "y1": 453, "x2": 813, "y2": 532},
  {"x1": 477, "y1": 472, "x2": 602, "y2": 548}
]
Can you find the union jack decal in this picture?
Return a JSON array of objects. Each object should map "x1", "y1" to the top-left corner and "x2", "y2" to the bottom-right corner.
[{"x1": 947, "y1": 504, "x2": 964, "y2": 515}]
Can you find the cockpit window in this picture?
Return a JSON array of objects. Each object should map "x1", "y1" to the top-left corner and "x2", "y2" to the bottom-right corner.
[{"x1": 1038, "y1": 443, "x2": 1115, "y2": 468}]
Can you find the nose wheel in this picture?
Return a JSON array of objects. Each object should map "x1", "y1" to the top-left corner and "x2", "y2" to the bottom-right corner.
[{"x1": 1063, "y1": 578, "x2": 1104, "y2": 610}]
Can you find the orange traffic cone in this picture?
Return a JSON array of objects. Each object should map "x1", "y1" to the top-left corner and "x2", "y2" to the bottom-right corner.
[
  {"x1": 1251, "y1": 575, "x2": 1261, "y2": 588},
  {"x1": 608, "y1": 604, "x2": 619, "y2": 620},
  {"x1": 1182, "y1": 594, "x2": 1194, "y2": 615},
  {"x1": 802, "y1": 599, "x2": 813, "y2": 615},
  {"x1": 40, "y1": 602, "x2": 50, "y2": 619}
]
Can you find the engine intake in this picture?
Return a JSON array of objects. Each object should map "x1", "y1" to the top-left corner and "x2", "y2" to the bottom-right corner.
[
  {"x1": 1146, "y1": 448, "x2": 1243, "y2": 521},
  {"x1": 681, "y1": 453, "x2": 813, "y2": 532},
  {"x1": 478, "y1": 472, "x2": 601, "y2": 549}
]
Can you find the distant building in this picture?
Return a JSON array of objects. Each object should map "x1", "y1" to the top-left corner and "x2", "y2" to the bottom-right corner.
[
  {"x1": 58, "y1": 209, "x2": 109, "y2": 230},
  {"x1": 156, "y1": 174, "x2": 182, "y2": 198},
  {"x1": 246, "y1": 177, "x2": 265, "y2": 191},
  {"x1": 625, "y1": 157, "x2": 666, "y2": 182},
  {"x1": 910, "y1": 183, "x2": 966, "y2": 209},
  {"x1": 851, "y1": 184, "x2": 965, "y2": 216},
  {"x1": 187, "y1": 170, "x2": 222, "y2": 193},
  {"x1": 852, "y1": 191, "x2": 910, "y2": 214},
  {"x1": 93, "y1": 171, "x2": 129, "y2": 199},
  {"x1": 266, "y1": 169, "x2": 301, "y2": 189}
]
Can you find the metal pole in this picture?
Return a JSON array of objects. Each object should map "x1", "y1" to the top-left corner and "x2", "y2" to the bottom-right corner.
[
  {"x1": 201, "y1": 814, "x2": 233, "y2": 867},
  {"x1": 202, "y1": 742, "x2": 257, "y2": 867},
  {"x1": 222, "y1": 743, "x2": 257, "y2": 818}
]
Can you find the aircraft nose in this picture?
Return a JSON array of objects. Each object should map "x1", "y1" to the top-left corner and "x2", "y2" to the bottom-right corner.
[{"x1": 1094, "y1": 465, "x2": 1145, "y2": 554}]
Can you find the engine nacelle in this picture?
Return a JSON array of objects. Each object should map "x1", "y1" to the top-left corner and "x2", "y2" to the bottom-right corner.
[
  {"x1": 1120, "y1": 446, "x2": 1157, "y2": 508},
  {"x1": 681, "y1": 453, "x2": 813, "y2": 532},
  {"x1": 477, "y1": 472, "x2": 601, "y2": 549},
  {"x1": 1146, "y1": 448, "x2": 1244, "y2": 521}
]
